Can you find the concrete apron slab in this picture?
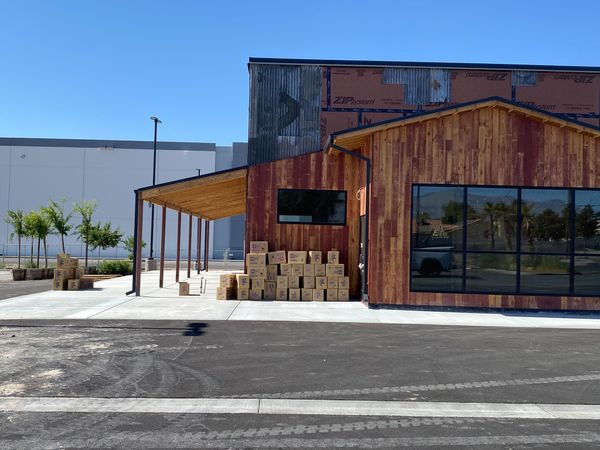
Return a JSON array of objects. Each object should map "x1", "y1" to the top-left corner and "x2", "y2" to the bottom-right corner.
[
  {"x1": 1, "y1": 397, "x2": 600, "y2": 420},
  {"x1": 1, "y1": 271, "x2": 600, "y2": 329}
]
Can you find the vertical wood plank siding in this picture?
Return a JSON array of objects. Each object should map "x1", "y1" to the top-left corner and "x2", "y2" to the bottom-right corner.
[
  {"x1": 246, "y1": 151, "x2": 363, "y2": 297},
  {"x1": 366, "y1": 106, "x2": 600, "y2": 310}
]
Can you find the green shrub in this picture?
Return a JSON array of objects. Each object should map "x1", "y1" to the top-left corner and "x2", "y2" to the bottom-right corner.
[
  {"x1": 97, "y1": 260, "x2": 132, "y2": 275},
  {"x1": 23, "y1": 261, "x2": 38, "y2": 269}
]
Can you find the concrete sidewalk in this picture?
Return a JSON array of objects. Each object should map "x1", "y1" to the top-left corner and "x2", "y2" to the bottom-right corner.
[{"x1": 0, "y1": 271, "x2": 599, "y2": 329}]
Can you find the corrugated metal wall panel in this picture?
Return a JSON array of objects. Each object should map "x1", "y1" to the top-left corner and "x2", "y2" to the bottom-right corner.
[
  {"x1": 512, "y1": 71, "x2": 538, "y2": 86},
  {"x1": 382, "y1": 68, "x2": 450, "y2": 104},
  {"x1": 248, "y1": 64, "x2": 321, "y2": 165}
]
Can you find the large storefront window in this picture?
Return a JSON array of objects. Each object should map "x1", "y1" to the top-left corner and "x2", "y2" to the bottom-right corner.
[{"x1": 411, "y1": 184, "x2": 600, "y2": 296}]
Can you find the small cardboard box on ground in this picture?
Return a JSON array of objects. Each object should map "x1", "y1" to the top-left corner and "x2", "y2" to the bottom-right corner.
[
  {"x1": 327, "y1": 277, "x2": 339, "y2": 289},
  {"x1": 301, "y1": 289, "x2": 313, "y2": 301},
  {"x1": 338, "y1": 289, "x2": 350, "y2": 301},
  {"x1": 276, "y1": 288, "x2": 288, "y2": 301},
  {"x1": 249, "y1": 289, "x2": 263, "y2": 301},
  {"x1": 327, "y1": 289, "x2": 339, "y2": 301},
  {"x1": 179, "y1": 282, "x2": 190, "y2": 296},
  {"x1": 217, "y1": 287, "x2": 234, "y2": 300},
  {"x1": 313, "y1": 289, "x2": 325, "y2": 301},
  {"x1": 219, "y1": 274, "x2": 237, "y2": 288},
  {"x1": 236, "y1": 274, "x2": 250, "y2": 289},
  {"x1": 339, "y1": 276, "x2": 350, "y2": 290},
  {"x1": 264, "y1": 282, "x2": 276, "y2": 300},
  {"x1": 288, "y1": 288, "x2": 301, "y2": 301},
  {"x1": 237, "y1": 288, "x2": 249, "y2": 300}
]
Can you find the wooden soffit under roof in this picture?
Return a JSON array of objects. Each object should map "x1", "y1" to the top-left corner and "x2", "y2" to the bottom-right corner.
[
  {"x1": 326, "y1": 96, "x2": 600, "y2": 153},
  {"x1": 137, "y1": 166, "x2": 248, "y2": 220}
]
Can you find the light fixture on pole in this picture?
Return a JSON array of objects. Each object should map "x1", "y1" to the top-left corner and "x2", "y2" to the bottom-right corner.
[{"x1": 149, "y1": 116, "x2": 162, "y2": 261}]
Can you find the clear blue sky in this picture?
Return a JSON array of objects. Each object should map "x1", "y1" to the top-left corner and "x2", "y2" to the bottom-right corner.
[{"x1": 2, "y1": 0, "x2": 599, "y2": 145}]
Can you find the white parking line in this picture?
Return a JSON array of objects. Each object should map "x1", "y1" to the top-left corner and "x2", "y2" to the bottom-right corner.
[{"x1": 1, "y1": 397, "x2": 600, "y2": 420}]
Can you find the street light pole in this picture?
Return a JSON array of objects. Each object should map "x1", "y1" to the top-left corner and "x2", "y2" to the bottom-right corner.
[{"x1": 149, "y1": 116, "x2": 162, "y2": 260}]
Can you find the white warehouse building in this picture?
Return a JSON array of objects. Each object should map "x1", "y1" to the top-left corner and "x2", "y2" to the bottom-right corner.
[{"x1": 0, "y1": 137, "x2": 247, "y2": 261}]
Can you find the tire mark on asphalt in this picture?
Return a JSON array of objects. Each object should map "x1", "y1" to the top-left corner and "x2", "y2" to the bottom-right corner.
[
  {"x1": 167, "y1": 360, "x2": 222, "y2": 397},
  {"x1": 232, "y1": 373, "x2": 600, "y2": 399}
]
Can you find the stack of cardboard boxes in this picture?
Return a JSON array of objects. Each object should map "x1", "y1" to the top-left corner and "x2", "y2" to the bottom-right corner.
[
  {"x1": 218, "y1": 241, "x2": 349, "y2": 301},
  {"x1": 53, "y1": 253, "x2": 94, "y2": 291}
]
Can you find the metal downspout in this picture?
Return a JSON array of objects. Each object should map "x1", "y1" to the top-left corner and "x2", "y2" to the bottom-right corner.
[{"x1": 330, "y1": 143, "x2": 371, "y2": 303}]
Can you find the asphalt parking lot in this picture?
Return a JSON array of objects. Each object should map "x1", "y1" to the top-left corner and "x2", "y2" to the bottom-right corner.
[{"x1": 1, "y1": 319, "x2": 600, "y2": 448}]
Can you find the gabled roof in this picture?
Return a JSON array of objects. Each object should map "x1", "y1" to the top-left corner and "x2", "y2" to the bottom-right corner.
[{"x1": 325, "y1": 97, "x2": 600, "y2": 152}]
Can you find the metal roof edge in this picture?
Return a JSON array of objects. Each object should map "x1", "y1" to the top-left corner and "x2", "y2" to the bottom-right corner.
[
  {"x1": 0, "y1": 137, "x2": 218, "y2": 151},
  {"x1": 135, "y1": 165, "x2": 249, "y2": 193},
  {"x1": 248, "y1": 57, "x2": 600, "y2": 73}
]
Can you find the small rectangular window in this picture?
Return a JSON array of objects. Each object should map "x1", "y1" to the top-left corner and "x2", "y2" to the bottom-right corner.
[{"x1": 277, "y1": 189, "x2": 347, "y2": 225}]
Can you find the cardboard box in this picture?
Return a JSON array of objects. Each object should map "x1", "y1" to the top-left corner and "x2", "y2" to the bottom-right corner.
[
  {"x1": 288, "y1": 288, "x2": 301, "y2": 301},
  {"x1": 53, "y1": 278, "x2": 67, "y2": 291},
  {"x1": 288, "y1": 276, "x2": 300, "y2": 289},
  {"x1": 288, "y1": 251, "x2": 307, "y2": 264},
  {"x1": 264, "y1": 281, "x2": 276, "y2": 300},
  {"x1": 179, "y1": 282, "x2": 190, "y2": 296},
  {"x1": 266, "y1": 264, "x2": 278, "y2": 281},
  {"x1": 68, "y1": 257, "x2": 79, "y2": 268},
  {"x1": 57, "y1": 253, "x2": 70, "y2": 269},
  {"x1": 217, "y1": 287, "x2": 234, "y2": 300},
  {"x1": 314, "y1": 264, "x2": 326, "y2": 277},
  {"x1": 327, "y1": 289, "x2": 339, "y2": 301},
  {"x1": 338, "y1": 276, "x2": 350, "y2": 290},
  {"x1": 316, "y1": 276, "x2": 328, "y2": 289},
  {"x1": 79, "y1": 278, "x2": 94, "y2": 290},
  {"x1": 301, "y1": 289, "x2": 314, "y2": 301},
  {"x1": 313, "y1": 289, "x2": 325, "y2": 301},
  {"x1": 75, "y1": 267, "x2": 85, "y2": 279},
  {"x1": 280, "y1": 264, "x2": 292, "y2": 276},
  {"x1": 327, "y1": 251, "x2": 340, "y2": 264},
  {"x1": 303, "y1": 276, "x2": 315, "y2": 289},
  {"x1": 327, "y1": 277, "x2": 339, "y2": 289},
  {"x1": 326, "y1": 264, "x2": 344, "y2": 277},
  {"x1": 276, "y1": 288, "x2": 288, "y2": 301},
  {"x1": 251, "y1": 278, "x2": 265, "y2": 290},
  {"x1": 237, "y1": 288, "x2": 249, "y2": 300},
  {"x1": 276, "y1": 275, "x2": 289, "y2": 289},
  {"x1": 303, "y1": 264, "x2": 315, "y2": 277},
  {"x1": 219, "y1": 274, "x2": 237, "y2": 288},
  {"x1": 236, "y1": 274, "x2": 250, "y2": 288},
  {"x1": 250, "y1": 241, "x2": 268, "y2": 253},
  {"x1": 247, "y1": 253, "x2": 267, "y2": 266},
  {"x1": 54, "y1": 268, "x2": 75, "y2": 281},
  {"x1": 249, "y1": 289, "x2": 263, "y2": 301},
  {"x1": 267, "y1": 250, "x2": 286, "y2": 265},
  {"x1": 291, "y1": 264, "x2": 304, "y2": 277},
  {"x1": 308, "y1": 251, "x2": 322, "y2": 264},
  {"x1": 248, "y1": 265, "x2": 266, "y2": 278},
  {"x1": 338, "y1": 289, "x2": 350, "y2": 301}
]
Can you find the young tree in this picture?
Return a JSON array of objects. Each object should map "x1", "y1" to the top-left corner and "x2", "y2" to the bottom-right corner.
[
  {"x1": 74, "y1": 200, "x2": 97, "y2": 267},
  {"x1": 576, "y1": 204, "x2": 599, "y2": 240},
  {"x1": 23, "y1": 211, "x2": 38, "y2": 267},
  {"x1": 42, "y1": 199, "x2": 72, "y2": 253},
  {"x1": 89, "y1": 222, "x2": 123, "y2": 265},
  {"x1": 122, "y1": 235, "x2": 146, "y2": 260},
  {"x1": 4, "y1": 210, "x2": 26, "y2": 269},
  {"x1": 26, "y1": 211, "x2": 52, "y2": 268}
]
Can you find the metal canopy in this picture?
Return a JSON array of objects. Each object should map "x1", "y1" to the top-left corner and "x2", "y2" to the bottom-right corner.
[{"x1": 137, "y1": 166, "x2": 248, "y2": 220}]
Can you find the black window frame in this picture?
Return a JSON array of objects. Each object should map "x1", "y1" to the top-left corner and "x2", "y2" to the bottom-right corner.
[
  {"x1": 410, "y1": 183, "x2": 600, "y2": 297},
  {"x1": 277, "y1": 188, "x2": 347, "y2": 226}
]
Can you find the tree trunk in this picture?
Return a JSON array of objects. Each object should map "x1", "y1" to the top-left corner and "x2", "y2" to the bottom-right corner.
[
  {"x1": 85, "y1": 243, "x2": 89, "y2": 267},
  {"x1": 43, "y1": 237, "x2": 48, "y2": 268},
  {"x1": 30, "y1": 239, "x2": 34, "y2": 265},
  {"x1": 17, "y1": 236, "x2": 21, "y2": 269},
  {"x1": 61, "y1": 234, "x2": 65, "y2": 253},
  {"x1": 36, "y1": 238, "x2": 40, "y2": 268}
]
